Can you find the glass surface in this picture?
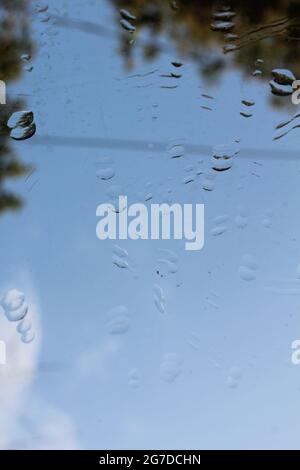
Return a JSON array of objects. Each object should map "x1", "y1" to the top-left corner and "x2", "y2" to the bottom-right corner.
[{"x1": 1, "y1": 0, "x2": 300, "y2": 450}]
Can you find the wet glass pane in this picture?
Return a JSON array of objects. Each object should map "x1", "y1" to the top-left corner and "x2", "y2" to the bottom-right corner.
[{"x1": 1, "y1": 0, "x2": 300, "y2": 450}]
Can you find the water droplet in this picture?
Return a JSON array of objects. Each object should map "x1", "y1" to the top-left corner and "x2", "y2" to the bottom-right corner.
[
  {"x1": 7, "y1": 111, "x2": 34, "y2": 129},
  {"x1": 202, "y1": 172, "x2": 216, "y2": 191},
  {"x1": 269, "y1": 80, "x2": 293, "y2": 96},
  {"x1": 160, "y1": 353, "x2": 182, "y2": 383},
  {"x1": 255, "y1": 58, "x2": 264, "y2": 66},
  {"x1": 120, "y1": 9, "x2": 136, "y2": 21},
  {"x1": 128, "y1": 368, "x2": 140, "y2": 389},
  {"x1": 169, "y1": 1, "x2": 179, "y2": 11},
  {"x1": 24, "y1": 65, "x2": 34, "y2": 72},
  {"x1": 154, "y1": 285, "x2": 165, "y2": 314},
  {"x1": 10, "y1": 122, "x2": 36, "y2": 141},
  {"x1": 106, "y1": 305, "x2": 130, "y2": 335},
  {"x1": 5, "y1": 303, "x2": 28, "y2": 322},
  {"x1": 171, "y1": 61, "x2": 183, "y2": 68},
  {"x1": 211, "y1": 20, "x2": 235, "y2": 32},
  {"x1": 226, "y1": 367, "x2": 242, "y2": 389},
  {"x1": 211, "y1": 226, "x2": 227, "y2": 236},
  {"x1": 21, "y1": 330, "x2": 35, "y2": 344},
  {"x1": 272, "y1": 68, "x2": 296, "y2": 85},
  {"x1": 21, "y1": 54, "x2": 31, "y2": 62},
  {"x1": 2, "y1": 289, "x2": 25, "y2": 311},
  {"x1": 112, "y1": 245, "x2": 130, "y2": 269},
  {"x1": 224, "y1": 33, "x2": 238, "y2": 41},
  {"x1": 242, "y1": 254, "x2": 258, "y2": 270},
  {"x1": 35, "y1": 2, "x2": 48, "y2": 13},
  {"x1": 120, "y1": 19, "x2": 136, "y2": 33},
  {"x1": 239, "y1": 255, "x2": 258, "y2": 281},
  {"x1": 213, "y1": 10, "x2": 236, "y2": 20},
  {"x1": 241, "y1": 99, "x2": 255, "y2": 107},
  {"x1": 17, "y1": 318, "x2": 32, "y2": 334},
  {"x1": 212, "y1": 144, "x2": 239, "y2": 172},
  {"x1": 223, "y1": 44, "x2": 238, "y2": 53},
  {"x1": 167, "y1": 142, "x2": 185, "y2": 159},
  {"x1": 182, "y1": 175, "x2": 195, "y2": 185},
  {"x1": 96, "y1": 168, "x2": 115, "y2": 181}
]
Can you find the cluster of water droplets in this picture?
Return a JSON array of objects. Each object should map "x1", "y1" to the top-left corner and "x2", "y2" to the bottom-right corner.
[
  {"x1": 159, "y1": 61, "x2": 183, "y2": 89},
  {"x1": 252, "y1": 58, "x2": 264, "y2": 77},
  {"x1": 211, "y1": 143, "x2": 239, "y2": 173},
  {"x1": 120, "y1": 8, "x2": 137, "y2": 36},
  {"x1": 269, "y1": 68, "x2": 295, "y2": 96},
  {"x1": 240, "y1": 99, "x2": 255, "y2": 119},
  {"x1": 7, "y1": 111, "x2": 36, "y2": 141},
  {"x1": 1, "y1": 289, "x2": 35, "y2": 344},
  {"x1": 211, "y1": 6, "x2": 238, "y2": 53},
  {"x1": 273, "y1": 111, "x2": 300, "y2": 141},
  {"x1": 21, "y1": 53, "x2": 33, "y2": 73},
  {"x1": 167, "y1": 140, "x2": 185, "y2": 160},
  {"x1": 210, "y1": 215, "x2": 229, "y2": 237},
  {"x1": 200, "y1": 92, "x2": 214, "y2": 112}
]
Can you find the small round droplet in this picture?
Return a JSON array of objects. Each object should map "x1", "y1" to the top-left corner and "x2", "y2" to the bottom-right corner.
[{"x1": 21, "y1": 330, "x2": 35, "y2": 344}]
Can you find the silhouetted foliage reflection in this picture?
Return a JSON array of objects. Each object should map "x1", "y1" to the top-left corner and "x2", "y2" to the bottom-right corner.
[
  {"x1": 0, "y1": 0, "x2": 33, "y2": 213},
  {"x1": 111, "y1": 0, "x2": 300, "y2": 85}
]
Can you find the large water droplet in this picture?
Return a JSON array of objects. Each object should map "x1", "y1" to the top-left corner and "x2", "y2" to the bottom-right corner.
[{"x1": 2, "y1": 289, "x2": 25, "y2": 311}]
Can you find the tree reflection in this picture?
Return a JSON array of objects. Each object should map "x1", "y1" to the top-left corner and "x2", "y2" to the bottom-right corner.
[
  {"x1": 0, "y1": 0, "x2": 33, "y2": 213},
  {"x1": 110, "y1": 0, "x2": 300, "y2": 83}
]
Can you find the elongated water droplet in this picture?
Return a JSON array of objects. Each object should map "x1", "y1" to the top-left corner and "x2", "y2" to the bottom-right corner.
[
  {"x1": 97, "y1": 168, "x2": 115, "y2": 181},
  {"x1": 106, "y1": 306, "x2": 130, "y2": 335},
  {"x1": 120, "y1": 19, "x2": 136, "y2": 33},
  {"x1": 120, "y1": 9, "x2": 136, "y2": 21}
]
